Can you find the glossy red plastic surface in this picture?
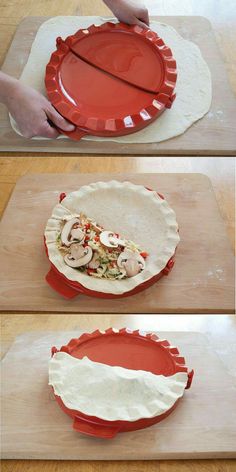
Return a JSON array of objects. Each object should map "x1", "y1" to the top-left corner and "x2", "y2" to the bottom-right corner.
[
  {"x1": 69, "y1": 30, "x2": 165, "y2": 93},
  {"x1": 45, "y1": 22, "x2": 177, "y2": 140},
  {"x1": 44, "y1": 188, "x2": 177, "y2": 299},
  {"x1": 51, "y1": 328, "x2": 194, "y2": 438}
]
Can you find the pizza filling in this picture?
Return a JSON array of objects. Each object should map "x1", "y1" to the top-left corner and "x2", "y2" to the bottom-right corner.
[{"x1": 57, "y1": 213, "x2": 148, "y2": 279}]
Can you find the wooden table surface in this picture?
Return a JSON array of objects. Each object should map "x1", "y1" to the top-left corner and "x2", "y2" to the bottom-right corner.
[
  {"x1": 1, "y1": 15, "x2": 235, "y2": 155},
  {"x1": 0, "y1": 171, "x2": 234, "y2": 314},
  {"x1": 0, "y1": 0, "x2": 236, "y2": 471}
]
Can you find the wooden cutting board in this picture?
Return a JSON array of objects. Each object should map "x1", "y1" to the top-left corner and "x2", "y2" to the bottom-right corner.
[
  {"x1": 0, "y1": 173, "x2": 234, "y2": 313},
  {"x1": 0, "y1": 16, "x2": 235, "y2": 155},
  {"x1": 1, "y1": 330, "x2": 236, "y2": 460}
]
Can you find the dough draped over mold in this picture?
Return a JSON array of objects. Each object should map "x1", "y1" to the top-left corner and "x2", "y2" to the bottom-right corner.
[{"x1": 49, "y1": 352, "x2": 188, "y2": 421}]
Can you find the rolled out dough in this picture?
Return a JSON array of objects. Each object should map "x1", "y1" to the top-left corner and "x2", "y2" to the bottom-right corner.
[
  {"x1": 49, "y1": 353, "x2": 188, "y2": 421},
  {"x1": 44, "y1": 180, "x2": 180, "y2": 295},
  {"x1": 10, "y1": 16, "x2": 212, "y2": 143}
]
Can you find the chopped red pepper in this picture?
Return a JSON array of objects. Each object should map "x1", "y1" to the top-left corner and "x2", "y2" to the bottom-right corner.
[
  {"x1": 59, "y1": 192, "x2": 66, "y2": 202},
  {"x1": 94, "y1": 235, "x2": 100, "y2": 242},
  {"x1": 87, "y1": 268, "x2": 96, "y2": 275},
  {"x1": 140, "y1": 251, "x2": 149, "y2": 258},
  {"x1": 85, "y1": 223, "x2": 91, "y2": 231}
]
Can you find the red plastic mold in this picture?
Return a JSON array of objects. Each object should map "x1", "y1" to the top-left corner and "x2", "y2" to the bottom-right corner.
[
  {"x1": 51, "y1": 328, "x2": 194, "y2": 439},
  {"x1": 45, "y1": 22, "x2": 177, "y2": 140},
  {"x1": 44, "y1": 187, "x2": 178, "y2": 299}
]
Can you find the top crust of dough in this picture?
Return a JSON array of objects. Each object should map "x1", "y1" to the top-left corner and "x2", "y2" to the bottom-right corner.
[{"x1": 49, "y1": 352, "x2": 188, "y2": 421}]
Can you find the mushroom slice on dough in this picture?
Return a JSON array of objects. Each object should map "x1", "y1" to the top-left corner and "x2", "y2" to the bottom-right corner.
[
  {"x1": 49, "y1": 353, "x2": 188, "y2": 422},
  {"x1": 64, "y1": 245, "x2": 93, "y2": 268},
  {"x1": 100, "y1": 230, "x2": 126, "y2": 248},
  {"x1": 70, "y1": 227, "x2": 84, "y2": 241},
  {"x1": 117, "y1": 249, "x2": 145, "y2": 277},
  {"x1": 61, "y1": 217, "x2": 85, "y2": 247},
  {"x1": 88, "y1": 252, "x2": 100, "y2": 269},
  {"x1": 69, "y1": 244, "x2": 86, "y2": 260},
  {"x1": 90, "y1": 221, "x2": 103, "y2": 233}
]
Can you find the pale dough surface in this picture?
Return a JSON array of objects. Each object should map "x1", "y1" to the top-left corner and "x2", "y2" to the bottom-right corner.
[
  {"x1": 44, "y1": 181, "x2": 180, "y2": 295},
  {"x1": 48, "y1": 352, "x2": 188, "y2": 421},
  {"x1": 10, "y1": 16, "x2": 212, "y2": 143}
]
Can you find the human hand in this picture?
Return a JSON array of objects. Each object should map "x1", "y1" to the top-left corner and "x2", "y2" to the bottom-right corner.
[
  {"x1": 5, "y1": 79, "x2": 75, "y2": 139},
  {"x1": 104, "y1": 0, "x2": 149, "y2": 28}
]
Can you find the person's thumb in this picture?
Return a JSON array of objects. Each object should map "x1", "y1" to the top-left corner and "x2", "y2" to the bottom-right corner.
[
  {"x1": 135, "y1": 18, "x2": 149, "y2": 29},
  {"x1": 47, "y1": 106, "x2": 75, "y2": 132},
  {"x1": 136, "y1": 8, "x2": 150, "y2": 27},
  {"x1": 138, "y1": 8, "x2": 149, "y2": 26}
]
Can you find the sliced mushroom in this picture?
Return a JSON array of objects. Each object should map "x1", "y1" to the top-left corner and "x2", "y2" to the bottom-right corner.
[
  {"x1": 110, "y1": 235, "x2": 126, "y2": 247},
  {"x1": 69, "y1": 244, "x2": 86, "y2": 260},
  {"x1": 123, "y1": 259, "x2": 142, "y2": 277},
  {"x1": 70, "y1": 227, "x2": 85, "y2": 241},
  {"x1": 117, "y1": 249, "x2": 145, "y2": 277},
  {"x1": 61, "y1": 217, "x2": 84, "y2": 247},
  {"x1": 64, "y1": 246, "x2": 93, "y2": 268},
  {"x1": 117, "y1": 249, "x2": 134, "y2": 268},
  {"x1": 100, "y1": 230, "x2": 126, "y2": 248},
  {"x1": 90, "y1": 221, "x2": 103, "y2": 233},
  {"x1": 88, "y1": 252, "x2": 100, "y2": 269}
]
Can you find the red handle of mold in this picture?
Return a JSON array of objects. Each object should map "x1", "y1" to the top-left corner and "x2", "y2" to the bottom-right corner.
[
  {"x1": 46, "y1": 267, "x2": 80, "y2": 299},
  {"x1": 162, "y1": 257, "x2": 175, "y2": 275},
  {"x1": 186, "y1": 369, "x2": 194, "y2": 389},
  {"x1": 51, "y1": 346, "x2": 59, "y2": 356},
  {"x1": 55, "y1": 125, "x2": 88, "y2": 141},
  {"x1": 48, "y1": 101, "x2": 88, "y2": 141},
  {"x1": 73, "y1": 416, "x2": 121, "y2": 439}
]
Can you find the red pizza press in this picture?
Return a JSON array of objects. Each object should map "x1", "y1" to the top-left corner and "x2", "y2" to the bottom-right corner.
[
  {"x1": 50, "y1": 328, "x2": 194, "y2": 439},
  {"x1": 45, "y1": 22, "x2": 177, "y2": 140}
]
